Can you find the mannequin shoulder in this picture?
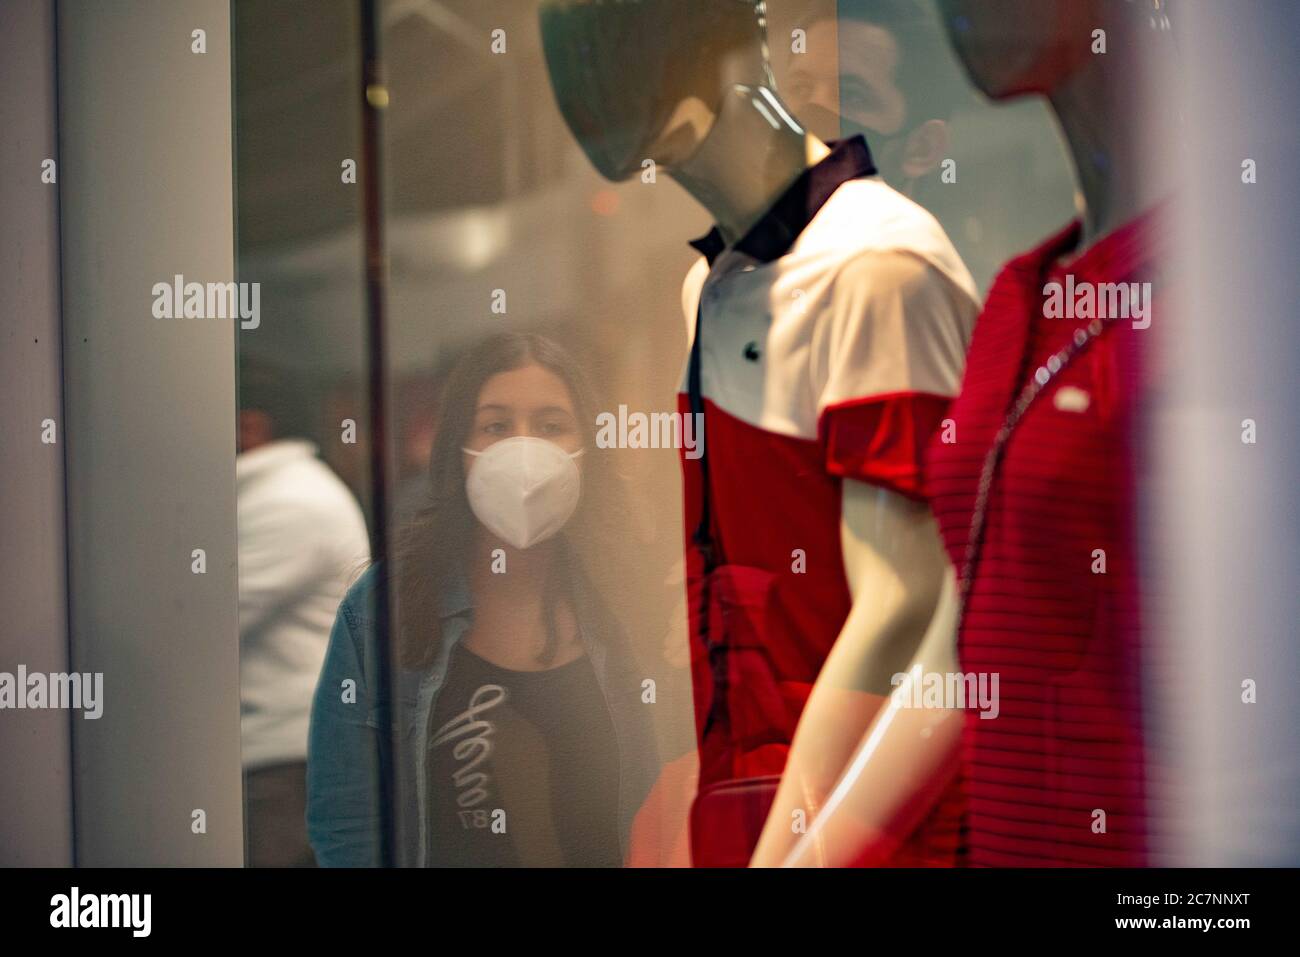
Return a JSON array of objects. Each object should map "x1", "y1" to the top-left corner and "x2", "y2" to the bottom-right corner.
[
  {"x1": 830, "y1": 247, "x2": 979, "y2": 328},
  {"x1": 802, "y1": 178, "x2": 979, "y2": 306}
]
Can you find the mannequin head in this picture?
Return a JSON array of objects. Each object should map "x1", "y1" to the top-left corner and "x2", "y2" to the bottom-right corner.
[
  {"x1": 938, "y1": 0, "x2": 1174, "y2": 246},
  {"x1": 936, "y1": 0, "x2": 1166, "y2": 100},
  {"x1": 539, "y1": 0, "x2": 769, "y2": 181}
]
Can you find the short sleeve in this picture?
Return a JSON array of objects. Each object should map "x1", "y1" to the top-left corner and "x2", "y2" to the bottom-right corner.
[{"x1": 811, "y1": 249, "x2": 978, "y2": 499}]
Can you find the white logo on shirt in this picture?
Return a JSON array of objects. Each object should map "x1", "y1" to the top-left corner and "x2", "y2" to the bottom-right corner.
[{"x1": 1053, "y1": 386, "x2": 1092, "y2": 413}]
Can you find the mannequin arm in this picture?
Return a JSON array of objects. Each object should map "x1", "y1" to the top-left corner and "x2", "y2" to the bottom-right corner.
[
  {"x1": 749, "y1": 478, "x2": 957, "y2": 867},
  {"x1": 781, "y1": 569, "x2": 962, "y2": 866}
]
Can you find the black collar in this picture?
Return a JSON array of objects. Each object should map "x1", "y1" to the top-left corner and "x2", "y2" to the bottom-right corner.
[{"x1": 688, "y1": 135, "x2": 877, "y2": 267}]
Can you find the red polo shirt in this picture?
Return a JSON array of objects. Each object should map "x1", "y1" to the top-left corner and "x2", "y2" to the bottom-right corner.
[{"x1": 925, "y1": 212, "x2": 1161, "y2": 866}]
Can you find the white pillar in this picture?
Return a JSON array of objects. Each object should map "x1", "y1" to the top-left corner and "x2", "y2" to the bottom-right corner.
[
  {"x1": 57, "y1": 0, "x2": 244, "y2": 866},
  {"x1": 1150, "y1": 0, "x2": 1300, "y2": 866},
  {"x1": 0, "y1": 0, "x2": 74, "y2": 867}
]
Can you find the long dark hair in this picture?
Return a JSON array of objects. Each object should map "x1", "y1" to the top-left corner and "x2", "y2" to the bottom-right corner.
[{"x1": 393, "y1": 332, "x2": 631, "y2": 670}]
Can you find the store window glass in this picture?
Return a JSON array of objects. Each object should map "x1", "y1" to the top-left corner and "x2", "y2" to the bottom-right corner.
[
  {"x1": 232, "y1": 0, "x2": 375, "y2": 867},
  {"x1": 233, "y1": 0, "x2": 1081, "y2": 867}
]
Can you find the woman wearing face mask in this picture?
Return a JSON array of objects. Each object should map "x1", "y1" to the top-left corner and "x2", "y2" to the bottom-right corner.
[{"x1": 306, "y1": 332, "x2": 662, "y2": 867}]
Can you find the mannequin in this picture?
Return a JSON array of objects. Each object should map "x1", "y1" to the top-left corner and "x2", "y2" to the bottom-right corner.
[
  {"x1": 778, "y1": 0, "x2": 1174, "y2": 867},
  {"x1": 540, "y1": 0, "x2": 978, "y2": 867}
]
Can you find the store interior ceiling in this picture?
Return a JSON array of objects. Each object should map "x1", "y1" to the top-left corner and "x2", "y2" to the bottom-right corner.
[{"x1": 234, "y1": 0, "x2": 565, "y2": 252}]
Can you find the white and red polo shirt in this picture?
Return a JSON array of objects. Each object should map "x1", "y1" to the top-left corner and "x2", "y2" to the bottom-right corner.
[{"x1": 676, "y1": 135, "x2": 979, "y2": 866}]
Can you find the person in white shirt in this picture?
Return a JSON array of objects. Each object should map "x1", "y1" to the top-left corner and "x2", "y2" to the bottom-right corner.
[{"x1": 237, "y1": 360, "x2": 370, "y2": 867}]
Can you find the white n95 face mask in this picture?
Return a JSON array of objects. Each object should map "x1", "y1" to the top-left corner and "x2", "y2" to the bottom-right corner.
[{"x1": 462, "y1": 436, "x2": 583, "y2": 550}]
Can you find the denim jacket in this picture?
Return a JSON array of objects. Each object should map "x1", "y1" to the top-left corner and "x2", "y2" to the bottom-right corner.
[{"x1": 306, "y1": 562, "x2": 661, "y2": 867}]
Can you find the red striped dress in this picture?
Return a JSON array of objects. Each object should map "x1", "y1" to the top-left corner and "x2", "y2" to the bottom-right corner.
[{"x1": 924, "y1": 213, "x2": 1159, "y2": 866}]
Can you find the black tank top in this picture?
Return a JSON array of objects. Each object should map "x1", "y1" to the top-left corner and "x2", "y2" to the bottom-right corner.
[{"x1": 423, "y1": 642, "x2": 622, "y2": 867}]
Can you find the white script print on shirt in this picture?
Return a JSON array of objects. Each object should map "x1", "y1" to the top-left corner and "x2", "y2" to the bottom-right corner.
[{"x1": 430, "y1": 684, "x2": 507, "y2": 814}]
